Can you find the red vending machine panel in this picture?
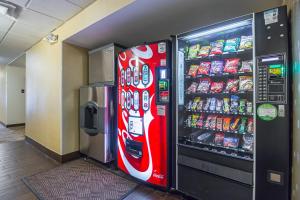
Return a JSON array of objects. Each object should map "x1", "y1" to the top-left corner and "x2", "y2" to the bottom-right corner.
[{"x1": 117, "y1": 42, "x2": 170, "y2": 188}]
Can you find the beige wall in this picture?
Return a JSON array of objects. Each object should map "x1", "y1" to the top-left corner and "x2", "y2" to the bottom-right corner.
[
  {"x1": 25, "y1": 0, "x2": 135, "y2": 155},
  {"x1": 0, "y1": 65, "x2": 7, "y2": 124},
  {"x1": 0, "y1": 65, "x2": 25, "y2": 125},
  {"x1": 6, "y1": 66, "x2": 25, "y2": 125},
  {"x1": 62, "y1": 43, "x2": 88, "y2": 154}
]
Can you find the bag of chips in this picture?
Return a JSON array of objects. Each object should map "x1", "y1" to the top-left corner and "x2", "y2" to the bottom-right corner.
[
  {"x1": 224, "y1": 137, "x2": 239, "y2": 148},
  {"x1": 239, "y1": 60, "x2": 253, "y2": 73},
  {"x1": 239, "y1": 99, "x2": 246, "y2": 114},
  {"x1": 239, "y1": 117, "x2": 247, "y2": 134},
  {"x1": 230, "y1": 95, "x2": 240, "y2": 113},
  {"x1": 209, "y1": 115, "x2": 218, "y2": 130},
  {"x1": 224, "y1": 38, "x2": 240, "y2": 53},
  {"x1": 187, "y1": 82, "x2": 198, "y2": 94},
  {"x1": 197, "y1": 78, "x2": 211, "y2": 93},
  {"x1": 224, "y1": 58, "x2": 240, "y2": 74},
  {"x1": 230, "y1": 117, "x2": 241, "y2": 131},
  {"x1": 204, "y1": 115, "x2": 212, "y2": 129},
  {"x1": 188, "y1": 44, "x2": 200, "y2": 59},
  {"x1": 196, "y1": 100, "x2": 204, "y2": 111},
  {"x1": 223, "y1": 98, "x2": 230, "y2": 113},
  {"x1": 198, "y1": 46, "x2": 211, "y2": 57},
  {"x1": 196, "y1": 114, "x2": 205, "y2": 128},
  {"x1": 203, "y1": 98, "x2": 211, "y2": 111},
  {"x1": 209, "y1": 98, "x2": 217, "y2": 111},
  {"x1": 246, "y1": 101, "x2": 253, "y2": 114},
  {"x1": 186, "y1": 100, "x2": 193, "y2": 110},
  {"x1": 186, "y1": 115, "x2": 192, "y2": 127},
  {"x1": 239, "y1": 35, "x2": 253, "y2": 50},
  {"x1": 210, "y1": 61, "x2": 224, "y2": 75},
  {"x1": 242, "y1": 135, "x2": 254, "y2": 151},
  {"x1": 223, "y1": 117, "x2": 232, "y2": 131},
  {"x1": 191, "y1": 97, "x2": 201, "y2": 111},
  {"x1": 210, "y1": 40, "x2": 225, "y2": 55},
  {"x1": 197, "y1": 132, "x2": 212, "y2": 143},
  {"x1": 188, "y1": 65, "x2": 199, "y2": 77},
  {"x1": 214, "y1": 133, "x2": 225, "y2": 146},
  {"x1": 210, "y1": 81, "x2": 224, "y2": 93},
  {"x1": 216, "y1": 99, "x2": 223, "y2": 112},
  {"x1": 239, "y1": 76, "x2": 253, "y2": 91},
  {"x1": 198, "y1": 62, "x2": 211, "y2": 75},
  {"x1": 224, "y1": 79, "x2": 239, "y2": 93},
  {"x1": 191, "y1": 115, "x2": 199, "y2": 128}
]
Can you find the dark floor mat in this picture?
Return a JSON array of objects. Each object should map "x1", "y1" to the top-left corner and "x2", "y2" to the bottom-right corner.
[{"x1": 22, "y1": 159, "x2": 138, "y2": 200}]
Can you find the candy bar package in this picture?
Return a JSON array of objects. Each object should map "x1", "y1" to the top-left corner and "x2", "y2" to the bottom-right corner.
[
  {"x1": 239, "y1": 60, "x2": 253, "y2": 73},
  {"x1": 188, "y1": 44, "x2": 200, "y2": 59},
  {"x1": 225, "y1": 79, "x2": 239, "y2": 93},
  {"x1": 196, "y1": 114, "x2": 205, "y2": 128},
  {"x1": 210, "y1": 61, "x2": 224, "y2": 75},
  {"x1": 239, "y1": 117, "x2": 247, "y2": 134},
  {"x1": 224, "y1": 58, "x2": 240, "y2": 74},
  {"x1": 198, "y1": 46, "x2": 211, "y2": 57},
  {"x1": 223, "y1": 98, "x2": 230, "y2": 113},
  {"x1": 187, "y1": 82, "x2": 198, "y2": 94},
  {"x1": 224, "y1": 38, "x2": 240, "y2": 53},
  {"x1": 198, "y1": 62, "x2": 211, "y2": 75},
  {"x1": 203, "y1": 98, "x2": 211, "y2": 111},
  {"x1": 239, "y1": 76, "x2": 253, "y2": 91},
  {"x1": 210, "y1": 40, "x2": 225, "y2": 55},
  {"x1": 191, "y1": 97, "x2": 201, "y2": 111},
  {"x1": 247, "y1": 117, "x2": 254, "y2": 134},
  {"x1": 230, "y1": 117, "x2": 241, "y2": 131},
  {"x1": 216, "y1": 117, "x2": 223, "y2": 131},
  {"x1": 239, "y1": 35, "x2": 253, "y2": 50},
  {"x1": 186, "y1": 115, "x2": 192, "y2": 127},
  {"x1": 196, "y1": 99, "x2": 204, "y2": 111},
  {"x1": 197, "y1": 78, "x2": 211, "y2": 93},
  {"x1": 204, "y1": 115, "x2": 212, "y2": 129},
  {"x1": 216, "y1": 99, "x2": 223, "y2": 112},
  {"x1": 185, "y1": 100, "x2": 193, "y2": 110},
  {"x1": 197, "y1": 132, "x2": 213, "y2": 143},
  {"x1": 242, "y1": 135, "x2": 254, "y2": 151},
  {"x1": 210, "y1": 81, "x2": 224, "y2": 93},
  {"x1": 209, "y1": 115, "x2": 218, "y2": 130},
  {"x1": 239, "y1": 99, "x2": 246, "y2": 114},
  {"x1": 230, "y1": 95, "x2": 240, "y2": 113},
  {"x1": 191, "y1": 115, "x2": 199, "y2": 128},
  {"x1": 214, "y1": 133, "x2": 225, "y2": 146},
  {"x1": 209, "y1": 97, "x2": 217, "y2": 111},
  {"x1": 246, "y1": 102, "x2": 253, "y2": 114},
  {"x1": 188, "y1": 65, "x2": 199, "y2": 77},
  {"x1": 223, "y1": 117, "x2": 232, "y2": 131},
  {"x1": 224, "y1": 137, "x2": 239, "y2": 148}
]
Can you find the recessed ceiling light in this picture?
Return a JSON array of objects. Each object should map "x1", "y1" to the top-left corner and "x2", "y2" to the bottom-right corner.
[{"x1": 0, "y1": 4, "x2": 8, "y2": 15}]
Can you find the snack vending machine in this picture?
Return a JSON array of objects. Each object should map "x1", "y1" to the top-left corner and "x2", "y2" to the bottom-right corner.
[
  {"x1": 117, "y1": 41, "x2": 173, "y2": 188},
  {"x1": 174, "y1": 6, "x2": 290, "y2": 200}
]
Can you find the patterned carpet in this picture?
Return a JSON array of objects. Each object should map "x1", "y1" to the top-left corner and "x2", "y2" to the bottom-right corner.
[
  {"x1": 23, "y1": 159, "x2": 138, "y2": 200},
  {"x1": 0, "y1": 125, "x2": 25, "y2": 143}
]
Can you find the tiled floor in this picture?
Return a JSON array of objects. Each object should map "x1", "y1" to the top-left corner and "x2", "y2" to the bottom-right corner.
[
  {"x1": 0, "y1": 125, "x2": 25, "y2": 143},
  {"x1": 0, "y1": 127, "x2": 185, "y2": 200}
]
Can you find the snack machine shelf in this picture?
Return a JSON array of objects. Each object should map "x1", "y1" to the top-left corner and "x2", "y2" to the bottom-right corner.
[
  {"x1": 185, "y1": 72, "x2": 253, "y2": 80},
  {"x1": 184, "y1": 91, "x2": 253, "y2": 97},
  {"x1": 178, "y1": 141, "x2": 253, "y2": 161},
  {"x1": 183, "y1": 126, "x2": 253, "y2": 136}
]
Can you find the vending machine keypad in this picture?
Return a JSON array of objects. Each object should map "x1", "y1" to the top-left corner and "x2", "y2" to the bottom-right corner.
[{"x1": 257, "y1": 54, "x2": 287, "y2": 103}]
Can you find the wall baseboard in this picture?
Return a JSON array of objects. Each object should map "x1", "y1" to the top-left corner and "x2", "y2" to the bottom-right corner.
[
  {"x1": 25, "y1": 136, "x2": 80, "y2": 163},
  {"x1": 0, "y1": 121, "x2": 25, "y2": 128}
]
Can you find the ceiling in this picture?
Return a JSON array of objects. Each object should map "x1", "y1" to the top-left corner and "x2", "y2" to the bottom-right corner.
[
  {"x1": 66, "y1": 0, "x2": 284, "y2": 50},
  {"x1": 0, "y1": 0, "x2": 96, "y2": 65}
]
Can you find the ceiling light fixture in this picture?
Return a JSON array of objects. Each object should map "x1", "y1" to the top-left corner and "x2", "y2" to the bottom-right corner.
[
  {"x1": 43, "y1": 33, "x2": 59, "y2": 45},
  {"x1": 0, "y1": 4, "x2": 8, "y2": 15}
]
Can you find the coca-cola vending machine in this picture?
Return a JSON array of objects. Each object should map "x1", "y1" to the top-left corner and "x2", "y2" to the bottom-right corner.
[{"x1": 117, "y1": 41, "x2": 173, "y2": 188}]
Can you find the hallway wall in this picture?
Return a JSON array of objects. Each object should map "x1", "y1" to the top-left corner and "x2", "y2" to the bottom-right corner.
[
  {"x1": 25, "y1": 0, "x2": 135, "y2": 155},
  {"x1": 0, "y1": 65, "x2": 7, "y2": 125}
]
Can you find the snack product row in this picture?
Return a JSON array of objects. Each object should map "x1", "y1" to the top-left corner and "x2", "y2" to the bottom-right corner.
[
  {"x1": 187, "y1": 59, "x2": 252, "y2": 77},
  {"x1": 185, "y1": 96, "x2": 253, "y2": 115},
  {"x1": 186, "y1": 76, "x2": 253, "y2": 94},
  {"x1": 190, "y1": 131, "x2": 254, "y2": 152},
  {"x1": 187, "y1": 35, "x2": 253, "y2": 59},
  {"x1": 185, "y1": 114, "x2": 254, "y2": 134}
]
